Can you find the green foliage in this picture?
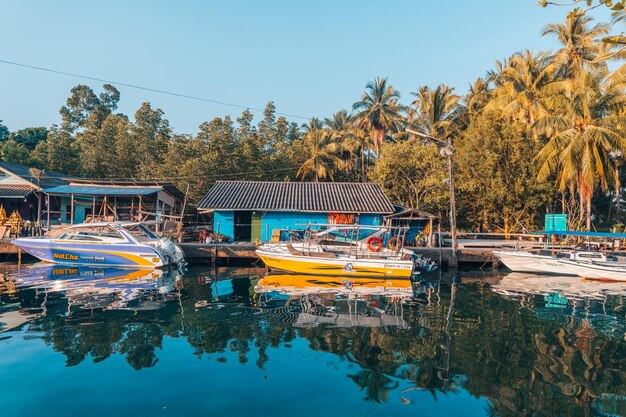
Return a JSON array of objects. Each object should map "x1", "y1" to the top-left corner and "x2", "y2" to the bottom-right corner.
[
  {"x1": 456, "y1": 112, "x2": 555, "y2": 232},
  {"x1": 8, "y1": 127, "x2": 48, "y2": 150},
  {"x1": 0, "y1": 120, "x2": 10, "y2": 142},
  {"x1": 371, "y1": 140, "x2": 447, "y2": 213},
  {"x1": 1, "y1": 139, "x2": 31, "y2": 165}
]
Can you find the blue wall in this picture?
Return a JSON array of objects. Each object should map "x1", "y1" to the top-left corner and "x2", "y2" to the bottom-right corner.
[
  {"x1": 214, "y1": 210, "x2": 384, "y2": 242},
  {"x1": 359, "y1": 213, "x2": 382, "y2": 226},
  {"x1": 261, "y1": 211, "x2": 327, "y2": 241},
  {"x1": 214, "y1": 210, "x2": 234, "y2": 240}
]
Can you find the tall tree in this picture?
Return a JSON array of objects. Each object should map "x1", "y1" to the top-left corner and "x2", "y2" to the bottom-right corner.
[
  {"x1": 410, "y1": 84, "x2": 465, "y2": 140},
  {"x1": 535, "y1": 69, "x2": 626, "y2": 230},
  {"x1": 485, "y1": 51, "x2": 556, "y2": 128},
  {"x1": 353, "y1": 77, "x2": 405, "y2": 154},
  {"x1": 297, "y1": 128, "x2": 343, "y2": 182},
  {"x1": 543, "y1": 14, "x2": 610, "y2": 78}
]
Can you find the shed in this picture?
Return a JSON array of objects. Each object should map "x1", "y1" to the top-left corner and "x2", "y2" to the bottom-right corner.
[
  {"x1": 0, "y1": 162, "x2": 68, "y2": 223},
  {"x1": 384, "y1": 206, "x2": 439, "y2": 246},
  {"x1": 197, "y1": 181, "x2": 395, "y2": 242},
  {"x1": 43, "y1": 179, "x2": 186, "y2": 225}
]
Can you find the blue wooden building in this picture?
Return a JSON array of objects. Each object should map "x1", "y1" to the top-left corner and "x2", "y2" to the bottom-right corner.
[{"x1": 197, "y1": 181, "x2": 395, "y2": 242}]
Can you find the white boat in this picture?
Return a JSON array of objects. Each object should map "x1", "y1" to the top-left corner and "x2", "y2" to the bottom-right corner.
[
  {"x1": 12, "y1": 221, "x2": 186, "y2": 269},
  {"x1": 492, "y1": 250, "x2": 574, "y2": 274},
  {"x1": 494, "y1": 243, "x2": 626, "y2": 281},
  {"x1": 256, "y1": 225, "x2": 430, "y2": 278}
]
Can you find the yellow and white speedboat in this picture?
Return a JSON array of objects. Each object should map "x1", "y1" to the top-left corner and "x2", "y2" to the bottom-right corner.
[{"x1": 256, "y1": 226, "x2": 416, "y2": 278}]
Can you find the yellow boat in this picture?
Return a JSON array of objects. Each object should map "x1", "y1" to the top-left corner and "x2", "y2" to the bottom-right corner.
[{"x1": 256, "y1": 226, "x2": 417, "y2": 278}]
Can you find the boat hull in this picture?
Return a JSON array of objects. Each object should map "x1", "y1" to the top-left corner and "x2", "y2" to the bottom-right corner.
[
  {"x1": 13, "y1": 239, "x2": 164, "y2": 268},
  {"x1": 257, "y1": 250, "x2": 414, "y2": 278},
  {"x1": 557, "y1": 259, "x2": 626, "y2": 281},
  {"x1": 492, "y1": 250, "x2": 577, "y2": 275}
]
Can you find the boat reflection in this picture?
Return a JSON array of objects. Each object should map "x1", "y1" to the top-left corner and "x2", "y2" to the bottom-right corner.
[
  {"x1": 493, "y1": 272, "x2": 626, "y2": 338},
  {"x1": 493, "y1": 272, "x2": 626, "y2": 300},
  {"x1": 254, "y1": 274, "x2": 417, "y2": 328},
  {"x1": 0, "y1": 263, "x2": 181, "y2": 332}
]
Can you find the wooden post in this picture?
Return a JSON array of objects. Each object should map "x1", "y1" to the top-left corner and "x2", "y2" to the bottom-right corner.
[
  {"x1": 103, "y1": 196, "x2": 108, "y2": 217},
  {"x1": 113, "y1": 196, "x2": 118, "y2": 220},
  {"x1": 18, "y1": 248, "x2": 22, "y2": 269},
  {"x1": 36, "y1": 192, "x2": 41, "y2": 227},
  {"x1": 70, "y1": 194, "x2": 75, "y2": 225},
  {"x1": 46, "y1": 194, "x2": 50, "y2": 230},
  {"x1": 428, "y1": 218, "x2": 434, "y2": 247},
  {"x1": 138, "y1": 196, "x2": 143, "y2": 220},
  {"x1": 92, "y1": 197, "x2": 96, "y2": 222}
]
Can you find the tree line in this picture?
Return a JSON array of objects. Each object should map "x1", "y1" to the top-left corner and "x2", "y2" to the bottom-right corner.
[{"x1": 1, "y1": 11, "x2": 625, "y2": 233}]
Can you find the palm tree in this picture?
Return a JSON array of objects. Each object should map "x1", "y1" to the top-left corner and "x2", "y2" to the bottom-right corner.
[
  {"x1": 535, "y1": 69, "x2": 626, "y2": 230},
  {"x1": 410, "y1": 84, "x2": 465, "y2": 140},
  {"x1": 543, "y1": 14, "x2": 610, "y2": 78},
  {"x1": 297, "y1": 128, "x2": 343, "y2": 182},
  {"x1": 465, "y1": 77, "x2": 492, "y2": 117},
  {"x1": 484, "y1": 51, "x2": 557, "y2": 128},
  {"x1": 352, "y1": 77, "x2": 405, "y2": 155},
  {"x1": 301, "y1": 117, "x2": 324, "y2": 133}
]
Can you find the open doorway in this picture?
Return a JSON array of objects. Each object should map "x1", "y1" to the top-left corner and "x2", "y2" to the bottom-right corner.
[{"x1": 234, "y1": 211, "x2": 252, "y2": 241}]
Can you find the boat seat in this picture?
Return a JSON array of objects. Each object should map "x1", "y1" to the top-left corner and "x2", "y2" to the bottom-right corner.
[{"x1": 286, "y1": 243, "x2": 305, "y2": 256}]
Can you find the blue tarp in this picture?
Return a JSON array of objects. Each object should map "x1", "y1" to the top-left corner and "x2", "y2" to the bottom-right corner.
[{"x1": 44, "y1": 185, "x2": 162, "y2": 196}]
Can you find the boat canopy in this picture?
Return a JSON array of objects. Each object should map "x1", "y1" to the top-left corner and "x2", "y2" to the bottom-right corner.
[
  {"x1": 538, "y1": 230, "x2": 626, "y2": 239},
  {"x1": 64, "y1": 220, "x2": 161, "y2": 229}
]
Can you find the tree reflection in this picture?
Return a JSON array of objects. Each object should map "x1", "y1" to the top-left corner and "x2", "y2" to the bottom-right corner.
[{"x1": 3, "y1": 270, "x2": 626, "y2": 416}]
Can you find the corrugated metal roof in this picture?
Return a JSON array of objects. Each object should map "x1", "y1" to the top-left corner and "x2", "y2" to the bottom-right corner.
[
  {"x1": 0, "y1": 185, "x2": 34, "y2": 198},
  {"x1": 0, "y1": 161, "x2": 68, "y2": 189},
  {"x1": 198, "y1": 181, "x2": 395, "y2": 213},
  {"x1": 43, "y1": 185, "x2": 162, "y2": 196}
]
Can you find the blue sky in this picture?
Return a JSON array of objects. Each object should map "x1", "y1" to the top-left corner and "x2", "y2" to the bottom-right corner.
[{"x1": 0, "y1": 0, "x2": 615, "y2": 134}]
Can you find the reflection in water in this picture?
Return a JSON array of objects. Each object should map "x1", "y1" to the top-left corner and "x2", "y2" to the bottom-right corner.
[
  {"x1": 0, "y1": 265, "x2": 625, "y2": 416},
  {"x1": 255, "y1": 274, "x2": 417, "y2": 328}
]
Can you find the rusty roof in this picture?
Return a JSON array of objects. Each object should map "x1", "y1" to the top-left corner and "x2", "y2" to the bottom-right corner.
[{"x1": 198, "y1": 181, "x2": 394, "y2": 213}]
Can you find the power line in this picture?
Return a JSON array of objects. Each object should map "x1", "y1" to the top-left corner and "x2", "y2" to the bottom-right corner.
[
  {"x1": 0, "y1": 58, "x2": 310, "y2": 120},
  {"x1": 67, "y1": 165, "x2": 303, "y2": 182}
]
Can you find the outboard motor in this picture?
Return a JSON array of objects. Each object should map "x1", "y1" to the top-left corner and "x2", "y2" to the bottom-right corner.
[{"x1": 156, "y1": 237, "x2": 186, "y2": 267}]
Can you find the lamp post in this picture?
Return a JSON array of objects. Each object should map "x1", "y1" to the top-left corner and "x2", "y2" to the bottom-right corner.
[{"x1": 405, "y1": 128, "x2": 458, "y2": 256}]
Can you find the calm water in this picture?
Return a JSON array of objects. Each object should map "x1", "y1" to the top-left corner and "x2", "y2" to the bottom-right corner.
[{"x1": 1, "y1": 264, "x2": 626, "y2": 417}]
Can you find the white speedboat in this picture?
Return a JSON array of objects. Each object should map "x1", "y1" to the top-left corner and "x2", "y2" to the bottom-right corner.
[
  {"x1": 12, "y1": 221, "x2": 185, "y2": 269},
  {"x1": 494, "y1": 243, "x2": 626, "y2": 281},
  {"x1": 256, "y1": 226, "x2": 426, "y2": 278}
]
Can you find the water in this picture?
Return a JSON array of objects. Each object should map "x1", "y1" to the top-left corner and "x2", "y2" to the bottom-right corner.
[{"x1": 1, "y1": 264, "x2": 625, "y2": 417}]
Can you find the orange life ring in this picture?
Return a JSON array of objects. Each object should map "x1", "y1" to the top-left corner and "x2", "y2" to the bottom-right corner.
[
  {"x1": 367, "y1": 237, "x2": 383, "y2": 252},
  {"x1": 387, "y1": 236, "x2": 402, "y2": 251}
]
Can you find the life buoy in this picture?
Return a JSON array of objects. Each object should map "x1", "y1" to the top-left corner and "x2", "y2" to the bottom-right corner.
[
  {"x1": 387, "y1": 236, "x2": 403, "y2": 251},
  {"x1": 367, "y1": 237, "x2": 383, "y2": 252}
]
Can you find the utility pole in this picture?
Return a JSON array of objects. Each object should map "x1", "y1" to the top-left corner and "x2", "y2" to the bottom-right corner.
[{"x1": 405, "y1": 129, "x2": 458, "y2": 258}]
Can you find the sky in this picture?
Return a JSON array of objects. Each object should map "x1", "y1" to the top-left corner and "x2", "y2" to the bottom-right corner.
[{"x1": 0, "y1": 0, "x2": 616, "y2": 134}]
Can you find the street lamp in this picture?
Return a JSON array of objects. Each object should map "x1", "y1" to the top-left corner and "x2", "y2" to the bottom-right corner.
[{"x1": 405, "y1": 128, "x2": 458, "y2": 256}]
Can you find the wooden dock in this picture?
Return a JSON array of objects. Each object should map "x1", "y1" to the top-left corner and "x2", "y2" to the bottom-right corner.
[{"x1": 179, "y1": 243, "x2": 499, "y2": 268}]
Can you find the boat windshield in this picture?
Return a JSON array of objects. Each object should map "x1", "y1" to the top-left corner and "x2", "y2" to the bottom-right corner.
[
  {"x1": 122, "y1": 224, "x2": 159, "y2": 242},
  {"x1": 59, "y1": 228, "x2": 124, "y2": 241}
]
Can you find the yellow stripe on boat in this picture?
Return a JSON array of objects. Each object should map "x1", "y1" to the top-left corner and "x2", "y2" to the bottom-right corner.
[{"x1": 257, "y1": 253, "x2": 413, "y2": 278}]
